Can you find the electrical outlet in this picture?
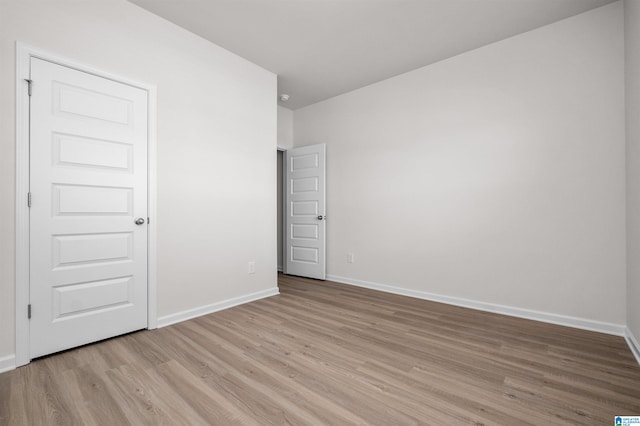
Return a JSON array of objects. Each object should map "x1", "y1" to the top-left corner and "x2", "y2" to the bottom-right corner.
[
  {"x1": 248, "y1": 261, "x2": 256, "y2": 274},
  {"x1": 347, "y1": 253, "x2": 355, "y2": 264}
]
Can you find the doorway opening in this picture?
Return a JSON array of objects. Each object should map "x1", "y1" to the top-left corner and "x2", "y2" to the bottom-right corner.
[{"x1": 279, "y1": 144, "x2": 327, "y2": 280}]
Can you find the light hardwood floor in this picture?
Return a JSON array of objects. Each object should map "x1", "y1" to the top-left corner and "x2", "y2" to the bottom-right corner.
[{"x1": 1, "y1": 274, "x2": 639, "y2": 425}]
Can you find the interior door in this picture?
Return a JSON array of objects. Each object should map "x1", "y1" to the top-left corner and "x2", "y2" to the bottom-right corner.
[
  {"x1": 29, "y1": 58, "x2": 149, "y2": 358},
  {"x1": 285, "y1": 144, "x2": 326, "y2": 280}
]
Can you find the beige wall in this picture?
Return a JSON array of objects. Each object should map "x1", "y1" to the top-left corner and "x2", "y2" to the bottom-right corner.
[
  {"x1": 0, "y1": 0, "x2": 277, "y2": 360},
  {"x1": 625, "y1": 0, "x2": 640, "y2": 345},
  {"x1": 294, "y1": 3, "x2": 626, "y2": 325}
]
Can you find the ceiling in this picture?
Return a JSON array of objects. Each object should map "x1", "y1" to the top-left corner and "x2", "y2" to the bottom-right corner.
[{"x1": 129, "y1": 0, "x2": 616, "y2": 110}]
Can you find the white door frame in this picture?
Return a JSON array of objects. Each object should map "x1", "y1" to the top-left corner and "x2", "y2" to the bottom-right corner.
[
  {"x1": 278, "y1": 147, "x2": 287, "y2": 274},
  {"x1": 14, "y1": 43, "x2": 158, "y2": 367}
]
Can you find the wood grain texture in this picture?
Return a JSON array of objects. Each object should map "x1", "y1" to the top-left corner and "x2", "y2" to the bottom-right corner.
[{"x1": 1, "y1": 274, "x2": 639, "y2": 425}]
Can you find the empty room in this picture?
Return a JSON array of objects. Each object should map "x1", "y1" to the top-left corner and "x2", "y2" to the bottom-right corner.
[{"x1": 1, "y1": 0, "x2": 640, "y2": 424}]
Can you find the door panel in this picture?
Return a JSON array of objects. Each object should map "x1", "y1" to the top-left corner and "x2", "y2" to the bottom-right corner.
[
  {"x1": 29, "y1": 58, "x2": 148, "y2": 358},
  {"x1": 291, "y1": 201, "x2": 318, "y2": 216},
  {"x1": 285, "y1": 144, "x2": 326, "y2": 280},
  {"x1": 54, "y1": 133, "x2": 133, "y2": 172},
  {"x1": 54, "y1": 184, "x2": 133, "y2": 215},
  {"x1": 291, "y1": 224, "x2": 318, "y2": 239},
  {"x1": 53, "y1": 233, "x2": 133, "y2": 267},
  {"x1": 54, "y1": 83, "x2": 133, "y2": 125},
  {"x1": 52, "y1": 276, "x2": 134, "y2": 319}
]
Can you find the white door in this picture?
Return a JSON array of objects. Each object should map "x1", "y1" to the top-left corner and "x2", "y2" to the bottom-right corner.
[
  {"x1": 29, "y1": 58, "x2": 149, "y2": 358},
  {"x1": 285, "y1": 144, "x2": 326, "y2": 280}
]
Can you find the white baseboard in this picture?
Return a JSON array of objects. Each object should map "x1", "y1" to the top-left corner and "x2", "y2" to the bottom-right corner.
[
  {"x1": 0, "y1": 354, "x2": 16, "y2": 374},
  {"x1": 157, "y1": 287, "x2": 279, "y2": 328},
  {"x1": 625, "y1": 327, "x2": 640, "y2": 366},
  {"x1": 326, "y1": 274, "x2": 626, "y2": 336}
]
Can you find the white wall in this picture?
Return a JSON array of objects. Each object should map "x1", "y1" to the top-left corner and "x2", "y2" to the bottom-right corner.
[
  {"x1": 276, "y1": 106, "x2": 293, "y2": 271},
  {"x1": 625, "y1": 0, "x2": 640, "y2": 347},
  {"x1": 294, "y1": 3, "x2": 626, "y2": 326},
  {"x1": 278, "y1": 106, "x2": 294, "y2": 149},
  {"x1": 0, "y1": 0, "x2": 277, "y2": 361}
]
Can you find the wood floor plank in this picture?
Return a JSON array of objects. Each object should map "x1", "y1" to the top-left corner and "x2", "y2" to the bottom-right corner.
[
  {"x1": 72, "y1": 364, "x2": 132, "y2": 426},
  {"x1": 58, "y1": 369, "x2": 110, "y2": 426},
  {"x1": 100, "y1": 365, "x2": 177, "y2": 426},
  {"x1": 108, "y1": 362, "x2": 210, "y2": 425},
  {"x1": 3, "y1": 371, "x2": 26, "y2": 426},
  {"x1": 174, "y1": 320, "x2": 367, "y2": 425},
  {"x1": 0, "y1": 370, "x2": 11, "y2": 425},
  {"x1": 2, "y1": 273, "x2": 639, "y2": 425}
]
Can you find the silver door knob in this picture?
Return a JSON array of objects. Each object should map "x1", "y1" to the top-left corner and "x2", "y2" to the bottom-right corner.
[
  {"x1": 135, "y1": 218, "x2": 145, "y2": 225},
  {"x1": 317, "y1": 215, "x2": 326, "y2": 220}
]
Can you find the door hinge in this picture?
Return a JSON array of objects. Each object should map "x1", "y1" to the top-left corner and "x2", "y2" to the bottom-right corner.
[
  {"x1": 24, "y1": 79, "x2": 32, "y2": 96},
  {"x1": 27, "y1": 192, "x2": 32, "y2": 208},
  {"x1": 27, "y1": 304, "x2": 31, "y2": 319}
]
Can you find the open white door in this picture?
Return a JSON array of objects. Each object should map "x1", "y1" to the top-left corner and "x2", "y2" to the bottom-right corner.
[
  {"x1": 29, "y1": 58, "x2": 149, "y2": 358},
  {"x1": 285, "y1": 144, "x2": 326, "y2": 280}
]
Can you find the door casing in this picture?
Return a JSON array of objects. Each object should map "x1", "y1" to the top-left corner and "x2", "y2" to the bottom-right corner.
[
  {"x1": 14, "y1": 43, "x2": 158, "y2": 367},
  {"x1": 278, "y1": 147, "x2": 287, "y2": 274}
]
